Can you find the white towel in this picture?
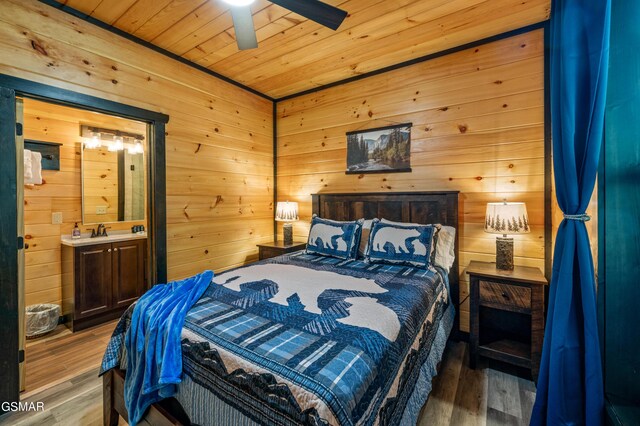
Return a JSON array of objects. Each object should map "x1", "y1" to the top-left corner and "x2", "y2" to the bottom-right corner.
[
  {"x1": 24, "y1": 149, "x2": 33, "y2": 181},
  {"x1": 25, "y1": 151, "x2": 42, "y2": 185}
]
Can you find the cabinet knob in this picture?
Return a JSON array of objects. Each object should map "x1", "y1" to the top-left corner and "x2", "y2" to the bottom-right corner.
[
  {"x1": 501, "y1": 292, "x2": 509, "y2": 299},
  {"x1": 114, "y1": 248, "x2": 118, "y2": 251},
  {"x1": 107, "y1": 249, "x2": 112, "y2": 252}
]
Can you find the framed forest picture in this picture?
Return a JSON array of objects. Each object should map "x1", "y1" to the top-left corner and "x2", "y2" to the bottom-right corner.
[{"x1": 345, "y1": 123, "x2": 412, "y2": 174}]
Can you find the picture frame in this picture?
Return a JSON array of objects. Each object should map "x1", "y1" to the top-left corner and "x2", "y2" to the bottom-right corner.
[{"x1": 345, "y1": 123, "x2": 412, "y2": 174}]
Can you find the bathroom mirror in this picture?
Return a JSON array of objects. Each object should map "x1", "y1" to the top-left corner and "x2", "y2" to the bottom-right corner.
[{"x1": 81, "y1": 130, "x2": 146, "y2": 225}]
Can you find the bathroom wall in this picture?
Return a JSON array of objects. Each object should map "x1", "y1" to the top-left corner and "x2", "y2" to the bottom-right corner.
[{"x1": 22, "y1": 98, "x2": 146, "y2": 312}]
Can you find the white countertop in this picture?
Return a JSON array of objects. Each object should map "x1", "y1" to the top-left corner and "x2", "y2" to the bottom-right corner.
[{"x1": 61, "y1": 231, "x2": 147, "y2": 247}]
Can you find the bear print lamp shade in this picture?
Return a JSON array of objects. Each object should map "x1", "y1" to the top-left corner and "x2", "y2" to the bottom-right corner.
[
  {"x1": 484, "y1": 202, "x2": 530, "y2": 270},
  {"x1": 275, "y1": 201, "x2": 299, "y2": 245}
]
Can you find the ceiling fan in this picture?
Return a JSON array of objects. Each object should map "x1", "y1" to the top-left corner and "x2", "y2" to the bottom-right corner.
[{"x1": 221, "y1": 0, "x2": 348, "y2": 50}]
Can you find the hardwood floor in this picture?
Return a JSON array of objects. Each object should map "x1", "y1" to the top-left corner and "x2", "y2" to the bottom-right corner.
[
  {"x1": 23, "y1": 321, "x2": 118, "y2": 394},
  {"x1": 420, "y1": 341, "x2": 536, "y2": 426},
  {"x1": 3, "y1": 328, "x2": 536, "y2": 426}
]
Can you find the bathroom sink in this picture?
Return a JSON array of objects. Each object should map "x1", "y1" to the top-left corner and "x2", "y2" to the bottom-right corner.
[{"x1": 61, "y1": 232, "x2": 147, "y2": 247}]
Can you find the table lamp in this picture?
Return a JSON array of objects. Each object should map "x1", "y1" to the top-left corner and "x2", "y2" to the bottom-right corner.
[
  {"x1": 484, "y1": 201, "x2": 530, "y2": 270},
  {"x1": 275, "y1": 201, "x2": 299, "y2": 245}
]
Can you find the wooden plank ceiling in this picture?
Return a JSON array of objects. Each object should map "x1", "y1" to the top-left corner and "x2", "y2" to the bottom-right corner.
[{"x1": 52, "y1": 0, "x2": 550, "y2": 99}]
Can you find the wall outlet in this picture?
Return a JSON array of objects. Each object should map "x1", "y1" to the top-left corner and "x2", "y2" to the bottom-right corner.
[
  {"x1": 96, "y1": 206, "x2": 107, "y2": 215},
  {"x1": 51, "y1": 212, "x2": 63, "y2": 225}
]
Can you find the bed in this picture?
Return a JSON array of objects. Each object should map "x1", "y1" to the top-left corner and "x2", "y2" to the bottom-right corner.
[{"x1": 102, "y1": 191, "x2": 459, "y2": 426}]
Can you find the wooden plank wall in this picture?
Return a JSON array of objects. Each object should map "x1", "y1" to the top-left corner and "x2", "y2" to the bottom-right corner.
[
  {"x1": 277, "y1": 29, "x2": 546, "y2": 332},
  {"x1": 1, "y1": 0, "x2": 274, "y2": 286},
  {"x1": 22, "y1": 98, "x2": 147, "y2": 311}
]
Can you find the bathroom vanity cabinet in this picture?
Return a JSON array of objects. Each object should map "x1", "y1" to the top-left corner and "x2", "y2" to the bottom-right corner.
[{"x1": 61, "y1": 235, "x2": 147, "y2": 331}]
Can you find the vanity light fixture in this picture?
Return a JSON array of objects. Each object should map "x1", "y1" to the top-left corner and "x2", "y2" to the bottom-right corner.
[
  {"x1": 84, "y1": 131, "x2": 102, "y2": 149},
  {"x1": 127, "y1": 139, "x2": 136, "y2": 154},
  {"x1": 114, "y1": 135, "x2": 124, "y2": 151},
  {"x1": 128, "y1": 139, "x2": 144, "y2": 155},
  {"x1": 109, "y1": 134, "x2": 125, "y2": 152},
  {"x1": 80, "y1": 125, "x2": 145, "y2": 152}
]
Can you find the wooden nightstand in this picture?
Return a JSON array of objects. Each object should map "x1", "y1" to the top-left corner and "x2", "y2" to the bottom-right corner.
[
  {"x1": 466, "y1": 261, "x2": 547, "y2": 380},
  {"x1": 257, "y1": 241, "x2": 306, "y2": 260}
]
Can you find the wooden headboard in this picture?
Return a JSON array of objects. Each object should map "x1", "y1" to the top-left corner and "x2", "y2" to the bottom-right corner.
[{"x1": 311, "y1": 191, "x2": 460, "y2": 335}]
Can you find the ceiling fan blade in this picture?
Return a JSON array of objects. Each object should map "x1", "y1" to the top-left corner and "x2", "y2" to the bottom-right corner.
[
  {"x1": 269, "y1": 0, "x2": 347, "y2": 30},
  {"x1": 230, "y1": 6, "x2": 258, "y2": 50}
]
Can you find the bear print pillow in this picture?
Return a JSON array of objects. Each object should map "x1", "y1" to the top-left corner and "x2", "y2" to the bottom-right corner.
[
  {"x1": 305, "y1": 215, "x2": 363, "y2": 260},
  {"x1": 365, "y1": 219, "x2": 435, "y2": 268}
]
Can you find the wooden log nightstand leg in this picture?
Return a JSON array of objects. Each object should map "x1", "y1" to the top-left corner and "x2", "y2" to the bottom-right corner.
[
  {"x1": 530, "y1": 285, "x2": 545, "y2": 381},
  {"x1": 469, "y1": 276, "x2": 480, "y2": 369}
]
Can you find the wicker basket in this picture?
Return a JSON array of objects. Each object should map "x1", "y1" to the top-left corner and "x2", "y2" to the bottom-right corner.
[{"x1": 26, "y1": 304, "x2": 60, "y2": 339}]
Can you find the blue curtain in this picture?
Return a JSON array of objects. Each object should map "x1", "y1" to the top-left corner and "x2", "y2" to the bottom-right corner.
[{"x1": 531, "y1": 1, "x2": 611, "y2": 425}]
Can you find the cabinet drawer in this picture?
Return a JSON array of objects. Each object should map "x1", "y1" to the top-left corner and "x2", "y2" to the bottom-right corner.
[
  {"x1": 479, "y1": 280, "x2": 531, "y2": 311},
  {"x1": 258, "y1": 247, "x2": 280, "y2": 260}
]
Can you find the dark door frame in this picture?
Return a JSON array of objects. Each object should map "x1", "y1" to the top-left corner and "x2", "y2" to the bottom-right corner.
[{"x1": 0, "y1": 74, "x2": 169, "y2": 407}]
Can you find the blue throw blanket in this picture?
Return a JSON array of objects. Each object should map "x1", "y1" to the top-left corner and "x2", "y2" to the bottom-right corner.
[{"x1": 124, "y1": 270, "x2": 214, "y2": 425}]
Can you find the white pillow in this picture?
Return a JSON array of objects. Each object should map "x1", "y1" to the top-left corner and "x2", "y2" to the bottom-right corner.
[
  {"x1": 434, "y1": 226, "x2": 456, "y2": 273},
  {"x1": 380, "y1": 219, "x2": 456, "y2": 272}
]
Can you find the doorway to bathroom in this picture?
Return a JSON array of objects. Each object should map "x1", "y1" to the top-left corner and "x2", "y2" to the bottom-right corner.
[
  {"x1": 0, "y1": 75, "x2": 169, "y2": 406},
  {"x1": 19, "y1": 97, "x2": 151, "y2": 394}
]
